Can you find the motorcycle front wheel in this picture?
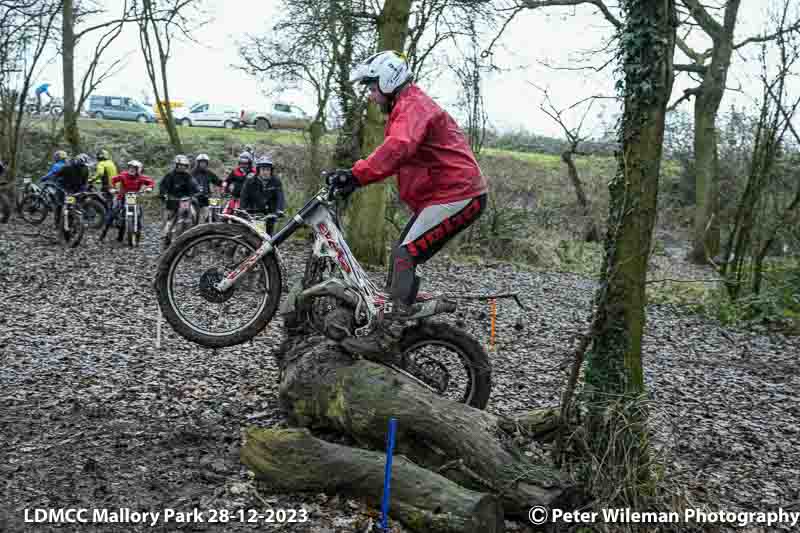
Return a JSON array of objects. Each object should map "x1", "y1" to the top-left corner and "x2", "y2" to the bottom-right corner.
[
  {"x1": 155, "y1": 223, "x2": 282, "y2": 348},
  {"x1": 60, "y1": 209, "x2": 85, "y2": 247}
]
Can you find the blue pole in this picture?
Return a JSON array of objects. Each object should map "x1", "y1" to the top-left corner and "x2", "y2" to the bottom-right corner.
[{"x1": 380, "y1": 417, "x2": 398, "y2": 531}]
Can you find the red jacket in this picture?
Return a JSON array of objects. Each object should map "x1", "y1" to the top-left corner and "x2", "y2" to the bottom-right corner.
[
  {"x1": 352, "y1": 84, "x2": 487, "y2": 214},
  {"x1": 111, "y1": 172, "x2": 155, "y2": 200}
]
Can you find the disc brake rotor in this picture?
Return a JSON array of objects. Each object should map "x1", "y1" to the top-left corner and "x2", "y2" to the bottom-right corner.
[{"x1": 199, "y1": 268, "x2": 235, "y2": 303}]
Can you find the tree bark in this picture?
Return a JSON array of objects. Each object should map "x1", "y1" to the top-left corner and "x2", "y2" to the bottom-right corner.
[
  {"x1": 347, "y1": 0, "x2": 413, "y2": 266},
  {"x1": 273, "y1": 335, "x2": 573, "y2": 517},
  {"x1": 62, "y1": 0, "x2": 80, "y2": 154},
  {"x1": 242, "y1": 427, "x2": 504, "y2": 533}
]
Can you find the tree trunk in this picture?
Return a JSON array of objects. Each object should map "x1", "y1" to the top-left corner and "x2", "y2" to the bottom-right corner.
[
  {"x1": 347, "y1": 0, "x2": 413, "y2": 266},
  {"x1": 688, "y1": 1, "x2": 741, "y2": 264},
  {"x1": 62, "y1": 0, "x2": 80, "y2": 154},
  {"x1": 242, "y1": 427, "x2": 504, "y2": 533},
  {"x1": 688, "y1": 102, "x2": 722, "y2": 263},
  {"x1": 157, "y1": 51, "x2": 182, "y2": 153},
  {"x1": 562, "y1": 150, "x2": 599, "y2": 242},
  {"x1": 584, "y1": 0, "x2": 675, "y2": 488},
  {"x1": 271, "y1": 335, "x2": 573, "y2": 518},
  {"x1": 307, "y1": 119, "x2": 326, "y2": 197}
]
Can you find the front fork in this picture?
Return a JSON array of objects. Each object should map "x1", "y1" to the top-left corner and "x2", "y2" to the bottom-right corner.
[{"x1": 215, "y1": 239, "x2": 274, "y2": 292}]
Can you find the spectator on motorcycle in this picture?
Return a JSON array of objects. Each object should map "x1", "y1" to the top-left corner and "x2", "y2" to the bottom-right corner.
[
  {"x1": 192, "y1": 153, "x2": 222, "y2": 222},
  {"x1": 107, "y1": 160, "x2": 155, "y2": 241},
  {"x1": 222, "y1": 151, "x2": 253, "y2": 214},
  {"x1": 159, "y1": 154, "x2": 200, "y2": 245},
  {"x1": 93, "y1": 149, "x2": 118, "y2": 195},
  {"x1": 35, "y1": 83, "x2": 52, "y2": 113},
  {"x1": 336, "y1": 50, "x2": 488, "y2": 321},
  {"x1": 41, "y1": 150, "x2": 68, "y2": 183},
  {"x1": 51, "y1": 153, "x2": 91, "y2": 227},
  {"x1": 240, "y1": 155, "x2": 285, "y2": 234}
]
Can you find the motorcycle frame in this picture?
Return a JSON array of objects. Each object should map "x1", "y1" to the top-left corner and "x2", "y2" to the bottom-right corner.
[{"x1": 213, "y1": 187, "x2": 382, "y2": 324}]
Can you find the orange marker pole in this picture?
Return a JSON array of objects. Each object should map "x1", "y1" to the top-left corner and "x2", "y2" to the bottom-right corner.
[{"x1": 489, "y1": 298, "x2": 496, "y2": 351}]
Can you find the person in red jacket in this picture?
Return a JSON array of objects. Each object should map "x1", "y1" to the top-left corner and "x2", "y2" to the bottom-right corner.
[
  {"x1": 334, "y1": 50, "x2": 488, "y2": 320},
  {"x1": 222, "y1": 152, "x2": 254, "y2": 215},
  {"x1": 107, "y1": 160, "x2": 155, "y2": 241}
]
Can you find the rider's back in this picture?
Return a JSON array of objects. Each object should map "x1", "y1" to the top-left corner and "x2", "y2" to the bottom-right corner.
[{"x1": 57, "y1": 160, "x2": 89, "y2": 193}]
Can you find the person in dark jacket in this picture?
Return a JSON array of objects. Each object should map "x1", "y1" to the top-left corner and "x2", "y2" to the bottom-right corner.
[
  {"x1": 51, "y1": 153, "x2": 91, "y2": 228},
  {"x1": 240, "y1": 155, "x2": 285, "y2": 234},
  {"x1": 192, "y1": 153, "x2": 222, "y2": 222},
  {"x1": 159, "y1": 154, "x2": 200, "y2": 245}
]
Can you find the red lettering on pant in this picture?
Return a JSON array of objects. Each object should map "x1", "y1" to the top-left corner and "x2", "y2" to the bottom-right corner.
[
  {"x1": 395, "y1": 257, "x2": 413, "y2": 272},
  {"x1": 415, "y1": 237, "x2": 429, "y2": 252},
  {"x1": 407, "y1": 241, "x2": 420, "y2": 257}
]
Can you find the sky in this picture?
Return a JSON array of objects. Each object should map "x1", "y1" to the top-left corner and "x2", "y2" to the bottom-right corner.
[{"x1": 30, "y1": 0, "x2": 787, "y2": 139}]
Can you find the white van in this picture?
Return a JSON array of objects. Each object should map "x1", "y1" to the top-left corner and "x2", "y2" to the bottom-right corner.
[{"x1": 173, "y1": 103, "x2": 241, "y2": 129}]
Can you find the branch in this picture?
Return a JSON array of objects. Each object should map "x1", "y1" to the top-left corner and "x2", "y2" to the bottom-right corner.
[
  {"x1": 680, "y1": 0, "x2": 723, "y2": 39},
  {"x1": 518, "y1": 0, "x2": 622, "y2": 29},
  {"x1": 674, "y1": 63, "x2": 708, "y2": 74},
  {"x1": 734, "y1": 17, "x2": 800, "y2": 50},
  {"x1": 667, "y1": 87, "x2": 701, "y2": 111}
]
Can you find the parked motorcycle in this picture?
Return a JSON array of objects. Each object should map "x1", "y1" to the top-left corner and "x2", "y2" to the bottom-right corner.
[{"x1": 162, "y1": 195, "x2": 198, "y2": 250}]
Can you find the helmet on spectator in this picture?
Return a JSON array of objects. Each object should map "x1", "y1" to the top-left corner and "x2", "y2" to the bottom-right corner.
[
  {"x1": 75, "y1": 153, "x2": 91, "y2": 166},
  {"x1": 195, "y1": 153, "x2": 210, "y2": 163},
  {"x1": 96, "y1": 149, "x2": 110, "y2": 160},
  {"x1": 255, "y1": 155, "x2": 273, "y2": 169},
  {"x1": 127, "y1": 160, "x2": 143, "y2": 174},
  {"x1": 174, "y1": 154, "x2": 190, "y2": 170},
  {"x1": 54, "y1": 150, "x2": 68, "y2": 162}
]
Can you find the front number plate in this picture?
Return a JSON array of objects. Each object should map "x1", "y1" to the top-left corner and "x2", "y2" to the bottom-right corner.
[
  {"x1": 126, "y1": 194, "x2": 137, "y2": 205},
  {"x1": 66, "y1": 195, "x2": 76, "y2": 205},
  {"x1": 209, "y1": 198, "x2": 220, "y2": 206}
]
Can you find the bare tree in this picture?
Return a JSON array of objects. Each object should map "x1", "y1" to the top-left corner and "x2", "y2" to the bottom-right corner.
[
  {"x1": 0, "y1": 0, "x2": 61, "y2": 183},
  {"x1": 534, "y1": 85, "x2": 606, "y2": 241},
  {"x1": 238, "y1": 0, "x2": 340, "y2": 196},
  {"x1": 670, "y1": 0, "x2": 800, "y2": 264},
  {"x1": 61, "y1": 0, "x2": 130, "y2": 153},
  {"x1": 722, "y1": 1, "x2": 800, "y2": 300},
  {"x1": 447, "y1": 17, "x2": 490, "y2": 156},
  {"x1": 136, "y1": 0, "x2": 205, "y2": 153}
]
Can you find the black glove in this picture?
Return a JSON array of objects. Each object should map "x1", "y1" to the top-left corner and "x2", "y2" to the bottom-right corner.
[{"x1": 326, "y1": 169, "x2": 359, "y2": 197}]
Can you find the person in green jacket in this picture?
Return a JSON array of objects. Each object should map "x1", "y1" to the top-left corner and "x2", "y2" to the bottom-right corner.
[{"x1": 94, "y1": 149, "x2": 118, "y2": 194}]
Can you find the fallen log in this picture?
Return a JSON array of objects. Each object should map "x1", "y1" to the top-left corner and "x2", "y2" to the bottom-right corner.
[
  {"x1": 241, "y1": 427, "x2": 504, "y2": 533},
  {"x1": 272, "y1": 334, "x2": 575, "y2": 517}
]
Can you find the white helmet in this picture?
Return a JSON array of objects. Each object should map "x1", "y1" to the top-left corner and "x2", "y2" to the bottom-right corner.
[
  {"x1": 127, "y1": 160, "x2": 143, "y2": 172},
  {"x1": 174, "y1": 154, "x2": 190, "y2": 167},
  {"x1": 195, "y1": 153, "x2": 210, "y2": 163},
  {"x1": 255, "y1": 155, "x2": 273, "y2": 169},
  {"x1": 238, "y1": 151, "x2": 253, "y2": 164},
  {"x1": 349, "y1": 50, "x2": 412, "y2": 95}
]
